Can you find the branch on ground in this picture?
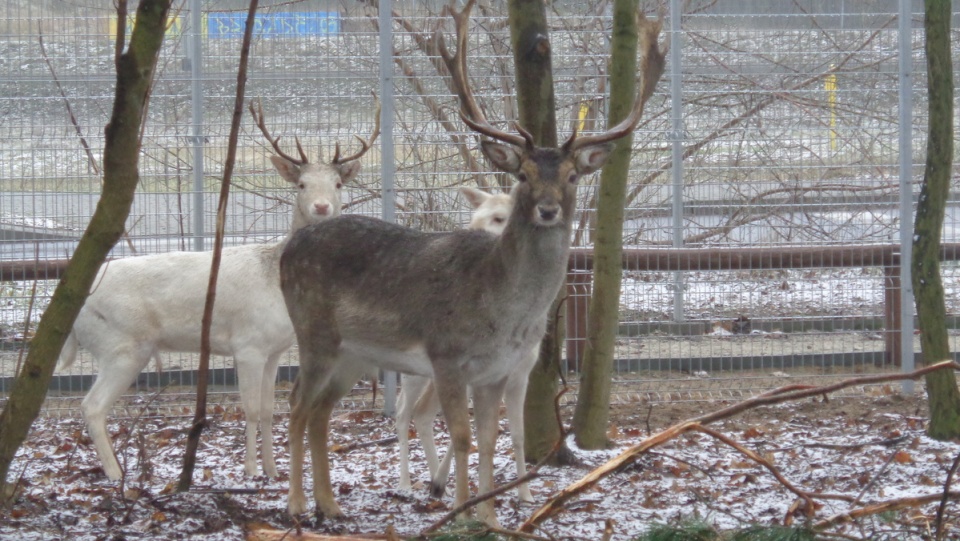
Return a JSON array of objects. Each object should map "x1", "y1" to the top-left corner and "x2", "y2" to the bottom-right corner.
[{"x1": 521, "y1": 360, "x2": 960, "y2": 532}]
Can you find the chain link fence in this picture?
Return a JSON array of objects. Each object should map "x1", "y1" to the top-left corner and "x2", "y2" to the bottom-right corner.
[{"x1": 1, "y1": 0, "x2": 959, "y2": 418}]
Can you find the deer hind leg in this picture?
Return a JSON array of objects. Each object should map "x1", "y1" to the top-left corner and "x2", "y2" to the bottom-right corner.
[
  {"x1": 288, "y1": 374, "x2": 345, "y2": 518},
  {"x1": 80, "y1": 347, "x2": 152, "y2": 480},
  {"x1": 287, "y1": 376, "x2": 311, "y2": 515},
  {"x1": 258, "y1": 352, "x2": 283, "y2": 478},
  {"x1": 306, "y1": 389, "x2": 341, "y2": 518},
  {"x1": 472, "y1": 381, "x2": 507, "y2": 527},
  {"x1": 410, "y1": 381, "x2": 445, "y2": 497},
  {"x1": 286, "y1": 313, "x2": 341, "y2": 516},
  {"x1": 433, "y1": 373, "x2": 471, "y2": 519},
  {"x1": 396, "y1": 375, "x2": 432, "y2": 490}
]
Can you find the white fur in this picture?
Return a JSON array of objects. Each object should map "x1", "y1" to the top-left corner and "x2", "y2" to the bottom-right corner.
[
  {"x1": 58, "y1": 155, "x2": 358, "y2": 480},
  {"x1": 396, "y1": 186, "x2": 536, "y2": 503}
]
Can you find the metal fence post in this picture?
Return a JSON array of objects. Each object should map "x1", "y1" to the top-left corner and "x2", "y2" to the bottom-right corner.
[
  {"x1": 897, "y1": 0, "x2": 915, "y2": 393},
  {"x1": 189, "y1": 0, "x2": 205, "y2": 251},
  {"x1": 670, "y1": 0, "x2": 684, "y2": 322},
  {"x1": 379, "y1": 0, "x2": 397, "y2": 416}
]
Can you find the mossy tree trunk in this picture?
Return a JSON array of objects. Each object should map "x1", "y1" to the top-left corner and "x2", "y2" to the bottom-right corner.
[
  {"x1": 913, "y1": 0, "x2": 960, "y2": 440},
  {"x1": 571, "y1": 0, "x2": 639, "y2": 449},
  {"x1": 0, "y1": 0, "x2": 171, "y2": 500},
  {"x1": 507, "y1": 0, "x2": 574, "y2": 464}
]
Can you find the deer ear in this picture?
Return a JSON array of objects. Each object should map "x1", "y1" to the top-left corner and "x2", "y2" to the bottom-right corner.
[
  {"x1": 270, "y1": 155, "x2": 302, "y2": 184},
  {"x1": 480, "y1": 141, "x2": 522, "y2": 174},
  {"x1": 337, "y1": 160, "x2": 361, "y2": 183},
  {"x1": 573, "y1": 143, "x2": 615, "y2": 175},
  {"x1": 459, "y1": 186, "x2": 491, "y2": 209}
]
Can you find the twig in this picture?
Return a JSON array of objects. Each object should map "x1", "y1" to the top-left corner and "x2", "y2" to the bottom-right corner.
[
  {"x1": 37, "y1": 27, "x2": 100, "y2": 176},
  {"x1": 771, "y1": 435, "x2": 910, "y2": 452},
  {"x1": 851, "y1": 445, "x2": 905, "y2": 507},
  {"x1": 935, "y1": 450, "x2": 960, "y2": 541},
  {"x1": 693, "y1": 425, "x2": 817, "y2": 517},
  {"x1": 332, "y1": 435, "x2": 398, "y2": 454}
]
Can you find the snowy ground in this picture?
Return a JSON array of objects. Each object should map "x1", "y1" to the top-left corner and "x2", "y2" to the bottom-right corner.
[{"x1": 3, "y1": 390, "x2": 958, "y2": 540}]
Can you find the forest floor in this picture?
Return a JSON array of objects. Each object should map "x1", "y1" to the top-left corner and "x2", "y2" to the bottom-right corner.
[{"x1": 3, "y1": 383, "x2": 960, "y2": 540}]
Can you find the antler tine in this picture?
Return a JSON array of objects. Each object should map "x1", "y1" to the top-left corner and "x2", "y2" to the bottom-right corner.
[
  {"x1": 294, "y1": 136, "x2": 309, "y2": 164},
  {"x1": 249, "y1": 98, "x2": 309, "y2": 165},
  {"x1": 565, "y1": 12, "x2": 666, "y2": 152},
  {"x1": 333, "y1": 92, "x2": 382, "y2": 164},
  {"x1": 437, "y1": 0, "x2": 528, "y2": 149}
]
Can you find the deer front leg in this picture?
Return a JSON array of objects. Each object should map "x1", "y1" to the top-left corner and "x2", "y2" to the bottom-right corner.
[{"x1": 472, "y1": 381, "x2": 507, "y2": 527}]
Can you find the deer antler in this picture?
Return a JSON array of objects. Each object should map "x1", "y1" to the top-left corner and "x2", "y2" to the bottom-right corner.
[
  {"x1": 436, "y1": 0, "x2": 531, "y2": 149},
  {"x1": 249, "y1": 98, "x2": 309, "y2": 165},
  {"x1": 562, "y1": 12, "x2": 666, "y2": 152},
  {"x1": 332, "y1": 92, "x2": 382, "y2": 164}
]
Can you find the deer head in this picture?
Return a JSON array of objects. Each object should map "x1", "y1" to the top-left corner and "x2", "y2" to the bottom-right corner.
[{"x1": 435, "y1": 0, "x2": 665, "y2": 228}]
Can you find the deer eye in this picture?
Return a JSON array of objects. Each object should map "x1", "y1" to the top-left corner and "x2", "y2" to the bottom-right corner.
[
  {"x1": 517, "y1": 172, "x2": 528, "y2": 182},
  {"x1": 298, "y1": 182, "x2": 305, "y2": 189},
  {"x1": 567, "y1": 172, "x2": 578, "y2": 184},
  {"x1": 493, "y1": 217, "x2": 505, "y2": 224},
  {"x1": 336, "y1": 182, "x2": 343, "y2": 189}
]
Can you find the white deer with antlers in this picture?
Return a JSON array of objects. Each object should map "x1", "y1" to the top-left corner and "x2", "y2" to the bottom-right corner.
[{"x1": 57, "y1": 99, "x2": 378, "y2": 481}]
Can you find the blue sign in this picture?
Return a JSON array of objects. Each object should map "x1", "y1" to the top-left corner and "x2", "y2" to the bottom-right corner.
[{"x1": 207, "y1": 12, "x2": 340, "y2": 39}]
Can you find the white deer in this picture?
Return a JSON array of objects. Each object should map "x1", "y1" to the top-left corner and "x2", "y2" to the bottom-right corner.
[
  {"x1": 396, "y1": 186, "x2": 537, "y2": 504},
  {"x1": 57, "y1": 100, "x2": 378, "y2": 481},
  {"x1": 279, "y1": 1, "x2": 663, "y2": 526}
]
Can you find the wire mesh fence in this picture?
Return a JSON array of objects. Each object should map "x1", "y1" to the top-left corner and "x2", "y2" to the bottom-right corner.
[{"x1": 1, "y1": 0, "x2": 958, "y2": 419}]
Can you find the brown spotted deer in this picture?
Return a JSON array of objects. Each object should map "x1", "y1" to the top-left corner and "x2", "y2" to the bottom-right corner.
[
  {"x1": 56, "y1": 100, "x2": 377, "y2": 481},
  {"x1": 279, "y1": 0, "x2": 664, "y2": 525}
]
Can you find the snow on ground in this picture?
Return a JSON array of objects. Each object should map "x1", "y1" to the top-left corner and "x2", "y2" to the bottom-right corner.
[{"x1": 2, "y1": 392, "x2": 958, "y2": 540}]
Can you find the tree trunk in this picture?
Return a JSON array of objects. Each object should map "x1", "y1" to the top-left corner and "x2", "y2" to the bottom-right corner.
[
  {"x1": 507, "y1": 0, "x2": 574, "y2": 465},
  {"x1": 913, "y1": 0, "x2": 960, "y2": 440},
  {"x1": 572, "y1": 0, "x2": 639, "y2": 449},
  {"x1": 0, "y1": 0, "x2": 171, "y2": 500}
]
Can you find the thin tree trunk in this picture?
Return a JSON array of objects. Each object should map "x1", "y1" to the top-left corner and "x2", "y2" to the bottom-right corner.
[
  {"x1": 507, "y1": 0, "x2": 574, "y2": 465},
  {"x1": 177, "y1": 0, "x2": 258, "y2": 491},
  {"x1": 914, "y1": 0, "x2": 960, "y2": 440},
  {"x1": 0, "y1": 0, "x2": 170, "y2": 500},
  {"x1": 572, "y1": 0, "x2": 639, "y2": 449}
]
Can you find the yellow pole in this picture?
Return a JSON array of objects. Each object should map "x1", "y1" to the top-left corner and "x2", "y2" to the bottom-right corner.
[{"x1": 825, "y1": 69, "x2": 837, "y2": 152}]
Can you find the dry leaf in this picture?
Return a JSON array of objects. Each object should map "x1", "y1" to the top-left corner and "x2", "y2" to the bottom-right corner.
[{"x1": 894, "y1": 450, "x2": 913, "y2": 464}]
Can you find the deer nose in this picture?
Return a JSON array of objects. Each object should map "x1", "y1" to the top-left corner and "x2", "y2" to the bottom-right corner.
[
  {"x1": 314, "y1": 202, "x2": 330, "y2": 216},
  {"x1": 538, "y1": 204, "x2": 560, "y2": 222}
]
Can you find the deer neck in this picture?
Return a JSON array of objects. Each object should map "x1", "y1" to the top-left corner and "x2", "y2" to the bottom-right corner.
[{"x1": 494, "y1": 207, "x2": 572, "y2": 304}]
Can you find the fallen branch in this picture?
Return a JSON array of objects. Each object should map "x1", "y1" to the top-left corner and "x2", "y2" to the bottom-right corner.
[
  {"x1": 521, "y1": 360, "x2": 960, "y2": 532},
  {"x1": 247, "y1": 527, "x2": 396, "y2": 541},
  {"x1": 814, "y1": 492, "x2": 960, "y2": 530}
]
